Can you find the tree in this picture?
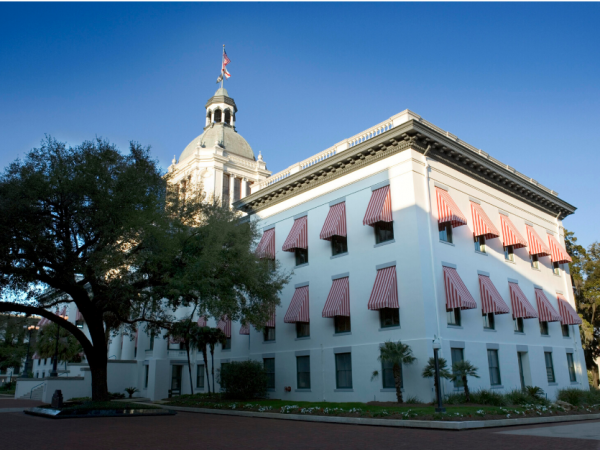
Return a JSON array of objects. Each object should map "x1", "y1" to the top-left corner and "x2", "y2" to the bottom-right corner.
[
  {"x1": 35, "y1": 323, "x2": 83, "y2": 370},
  {"x1": 450, "y1": 360, "x2": 479, "y2": 402},
  {"x1": 168, "y1": 317, "x2": 199, "y2": 395},
  {"x1": 189, "y1": 326, "x2": 212, "y2": 394},
  {"x1": 206, "y1": 327, "x2": 227, "y2": 391},
  {"x1": 421, "y1": 357, "x2": 453, "y2": 403},
  {"x1": 0, "y1": 137, "x2": 289, "y2": 400},
  {"x1": 378, "y1": 341, "x2": 415, "y2": 403},
  {"x1": 0, "y1": 314, "x2": 35, "y2": 374}
]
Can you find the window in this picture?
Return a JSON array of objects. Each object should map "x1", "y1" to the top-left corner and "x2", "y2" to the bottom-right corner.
[
  {"x1": 296, "y1": 355, "x2": 310, "y2": 389},
  {"x1": 296, "y1": 322, "x2": 310, "y2": 338},
  {"x1": 224, "y1": 109, "x2": 231, "y2": 125},
  {"x1": 530, "y1": 254, "x2": 539, "y2": 269},
  {"x1": 544, "y1": 352, "x2": 555, "y2": 383},
  {"x1": 540, "y1": 321, "x2": 549, "y2": 336},
  {"x1": 439, "y1": 222, "x2": 453, "y2": 243},
  {"x1": 263, "y1": 327, "x2": 276, "y2": 342},
  {"x1": 474, "y1": 235, "x2": 486, "y2": 253},
  {"x1": 148, "y1": 332, "x2": 155, "y2": 351},
  {"x1": 553, "y1": 262, "x2": 561, "y2": 275},
  {"x1": 295, "y1": 248, "x2": 308, "y2": 266},
  {"x1": 144, "y1": 365, "x2": 149, "y2": 388},
  {"x1": 76, "y1": 319, "x2": 84, "y2": 329},
  {"x1": 514, "y1": 317, "x2": 524, "y2": 333},
  {"x1": 504, "y1": 245, "x2": 514, "y2": 262},
  {"x1": 171, "y1": 365, "x2": 182, "y2": 392},
  {"x1": 567, "y1": 353, "x2": 576, "y2": 382},
  {"x1": 222, "y1": 337, "x2": 232, "y2": 350},
  {"x1": 196, "y1": 365, "x2": 204, "y2": 388},
  {"x1": 562, "y1": 324, "x2": 570, "y2": 337},
  {"x1": 451, "y1": 348, "x2": 464, "y2": 388},
  {"x1": 374, "y1": 221, "x2": 394, "y2": 244},
  {"x1": 447, "y1": 308, "x2": 461, "y2": 326},
  {"x1": 381, "y1": 360, "x2": 401, "y2": 389},
  {"x1": 379, "y1": 308, "x2": 400, "y2": 328},
  {"x1": 41, "y1": 372, "x2": 45, "y2": 378},
  {"x1": 263, "y1": 358, "x2": 275, "y2": 389},
  {"x1": 168, "y1": 341, "x2": 182, "y2": 350},
  {"x1": 487, "y1": 349, "x2": 501, "y2": 386},
  {"x1": 335, "y1": 353, "x2": 353, "y2": 389},
  {"x1": 334, "y1": 316, "x2": 351, "y2": 334},
  {"x1": 214, "y1": 109, "x2": 222, "y2": 123},
  {"x1": 331, "y1": 235, "x2": 348, "y2": 256},
  {"x1": 222, "y1": 173, "x2": 230, "y2": 205},
  {"x1": 483, "y1": 313, "x2": 495, "y2": 330},
  {"x1": 233, "y1": 177, "x2": 241, "y2": 202}
]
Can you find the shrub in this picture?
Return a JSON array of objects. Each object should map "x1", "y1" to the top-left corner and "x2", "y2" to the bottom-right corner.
[
  {"x1": 444, "y1": 392, "x2": 467, "y2": 405},
  {"x1": 470, "y1": 389, "x2": 507, "y2": 406},
  {"x1": 218, "y1": 360, "x2": 267, "y2": 400},
  {"x1": 558, "y1": 387, "x2": 600, "y2": 406},
  {"x1": 109, "y1": 392, "x2": 125, "y2": 400},
  {"x1": 404, "y1": 395, "x2": 423, "y2": 404},
  {"x1": 125, "y1": 387, "x2": 139, "y2": 399}
]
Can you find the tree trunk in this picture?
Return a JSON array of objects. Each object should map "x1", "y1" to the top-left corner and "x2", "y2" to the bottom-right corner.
[
  {"x1": 463, "y1": 376, "x2": 470, "y2": 403},
  {"x1": 89, "y1": 353, "x2": 109, "y2": 401},
  {"x1": 393, "y1": 364, "x2": 403, "y2": 403},
  {"x1": 202, "y1": 348, "x2": 211, "y2": 394},
  {"x1": 185, "y1": 344, "x2": 194, "y2": 396}
]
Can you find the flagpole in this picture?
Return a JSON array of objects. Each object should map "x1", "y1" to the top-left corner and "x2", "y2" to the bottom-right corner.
[{"x1": 221, "y1": 44, "x2": 225, "y2": 89}]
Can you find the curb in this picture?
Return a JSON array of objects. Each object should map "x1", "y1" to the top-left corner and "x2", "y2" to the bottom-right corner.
[{"x1": 152, "y1": 404, "x2": 600, "y2": 431}]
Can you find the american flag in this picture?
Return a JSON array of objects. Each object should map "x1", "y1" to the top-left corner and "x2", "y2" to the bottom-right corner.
[{"x1": 222, "y1": 50, "x2": 231, "y2": 78}]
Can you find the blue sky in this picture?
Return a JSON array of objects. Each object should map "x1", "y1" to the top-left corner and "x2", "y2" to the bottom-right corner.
[{"x1": 1, "y1": 3, "x2": 598, "y2": 247}]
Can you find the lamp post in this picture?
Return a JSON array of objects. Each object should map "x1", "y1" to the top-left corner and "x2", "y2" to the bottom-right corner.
[
  {"x1": 432, "y1": 339, "x2": 446, "y2": 413},
  {"x1": 22, "y1": 325, "x2": 39, "y2": 378},
  {"x1": 49, "y1": 313, "x2": 68, "y2": 378}
]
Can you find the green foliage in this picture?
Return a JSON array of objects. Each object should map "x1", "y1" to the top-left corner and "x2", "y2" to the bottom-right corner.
[
  {"x1": 421, "y1": 357, "x2": 452, "y2": 380},
  {"x1": 0, "y1": 314, "x2": 36, "y2": 372},
  {"x1": 125, "y1": 387, "x2": 139, "y2": 398},
  {"x1": 444, "y1": 392, "x2": 467, "y2": 405},
  {"x1": 218, "y1": 360, "x2": 268, "y2": 400},
  {"x1": 450, "y1": 360, "x2": 480, "y2": 382},
  {"x1": 378, "y1": 341, "x2": 415, "y2": 404},
  {"x1": 35, "y1": 323, "x2": 83, "y2": 363},
  {"x1": 469, "y1": 389, "x2": 507, "y2": 406},
  {"x1": 557, "y1": 387, "x2": 600, "y2": 406},
  {"x1": 505, "y1": 388, "x2": 548, "y2": 406},
  {"x1": 524, "y1": 386, "x2": 545, "y2": 400},
  {"x1": 109, "y1": 392, "x2": 126, "y2": 400},
  {"x1": 404, "y1": 395, "x2": 423, "y2": 404}
]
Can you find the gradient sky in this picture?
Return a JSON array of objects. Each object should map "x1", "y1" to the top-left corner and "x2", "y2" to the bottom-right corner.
[{"x1": 1, "y1": 3, "x2": 599, "y2": 247}]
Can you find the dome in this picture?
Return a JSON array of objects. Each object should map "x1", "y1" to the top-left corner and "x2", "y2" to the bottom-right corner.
[{"x1": 179, "y1": 123, "x2": 255, "y2": 161}]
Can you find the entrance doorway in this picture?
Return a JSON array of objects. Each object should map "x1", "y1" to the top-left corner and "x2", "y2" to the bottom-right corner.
[
  {"x1": 171, "y1": 365, "x2": 183, "y2": 396},
  {"x1": 517, "y1": 352, "x2": 527, "y2": 390}
]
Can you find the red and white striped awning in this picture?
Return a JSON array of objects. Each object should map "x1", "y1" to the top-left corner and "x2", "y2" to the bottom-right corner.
[
  {"x1": 526, "y1": 225, "x2": 551, "y2": 257},
  {"x1": 282, "y1": 216, "x2": 308, "y2": 252},
  {"x1": 256, "y1": 228, "x2": 276, "y2": 260},
  {"x1": 363, "y1": 186, "x2": 392, "y2": 226},
  {"x1": 557, "y1": 294, "x2": 582, "y2": 325},
  {"x1": 547, "y1": 234, "x2": 572, "y2": 264},
  {"x1": 367, "y1": 266, "x2": 399, "y2": 310},
  {"x1": 470, "y1": 202, "x2": 500, "y2": 239},
  {"x1": 284, "y1": 286, "x2": 310, "y2": 323},
  {"x1": 197, "y1": 316, "x2": 207, "y2": 327},
  {"x1": 169, "y1": 335, "x2": 183, "y2": 344},
  {"x1": 217, "y1": 316, "x2": 232, "y2": 337},
  {"x1": 322, "y1": 277, "x2": 350, "y2": 318},
  {"x1": 479, "y1": 275, "x2": 510, "y2": 315},
  {"x1": 509, "y1": 282, "x2": 538, "y2": 319},
  {"x1": 436, "y1": 188, "x2": 467, "y2": 228},
  {"x1": 37, "y1": 316, "x2": 50, "y2": 327},
  {"x1": 535, "y1": 289, "x2": 561, "y2": 323},
  {"x1": 443, "y1": 266, "x2": 477, "y2": 310},
  {"x1": 239, "y1": 323, "x2": 250, "y2": 335},
  {"x1": 32, "y1": 352, "x2": 40, "y2": 360},
  {"x1": 320, "y1": 202, "x2": 347, "y2": 241},
  {"x1": 265, "y1": 309, "x2": 276, "y2": 328},
  {"x1": 499, "y1": 215, "x2": 527, "y2": 249}
]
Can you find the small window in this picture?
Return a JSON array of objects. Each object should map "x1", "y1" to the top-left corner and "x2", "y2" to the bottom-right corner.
[
  {"x1": 474, "y1": 235, "x2": 486, "y2": 253},
  {"x1": 263, "y1": 327, "x2": 276, "y2": 342},
  {"x1": 233, "y1": 177, "x2": 241, "y2": 203},
  {"x1": 41, "y1": 371, "x2": 45, "y2": 378},
  {"x1": 224, "y1": 109, "x2": 231, "y2": 125},
  {"x1": 222, "y1": 173, "x2": 230, "y2": 205},
  {"x1": 540, "y1": 321, "x2": 549, "y2": 336},
  {"x1": 263, "y1": 358, "x2": 275, "y2": 389},
  {"x1": 562, "y1": 324, "x2": 570, "y2": 337},
  {"x1": 222, "y1": 337, "x2": 231, "y2": 350},
  {"x1": 504, "y1": 245, "x2": 514, "y2": 262},
  {"x1": 487, "y1": 349, "x2": 501, "y2": 386},
  {"x1": 447, "y1": 308, "x2": 461, "y2": 326},
  {"x1": 331, "y1": 235, "x2": 348, "y2": 256},
  {"x1": 374, "y1": 221, "x2": 394, "y2": 244},
  {"x1": 530, "y1": 254, "x2": 539, "y2": 269},
  {"x1": 379, "y1": 308, "x2": 400, "y2": 328},
  {"x1": 439, "y1": 223, "x2": 453, "y2": 243},
  {"x1": 148, "y1": 332, "x2": 155, "y2": 351},
  {"x1": 567, "y1": 353, "x2": 576, "y2": 382},
  {"x1": 171, "y1": 365, "x2": 183, "y2": 392},
  {"x1": 451, "y1": 348, "x2": 464, "y2": 388},
  {"x1": 296, "y1": 322, "x2": 310, "y2": 338},
  {"x1": 295, "y1": 248, "x2": 309, "y2": 266},
  {"x1": 334, "y1": 316, "x2": 351, "y2": 334},
  {"x1": 553, "y1": 262, "x2": 561, "y2": 275},
  {"x1": 544, "y1": 352, "x2": 555, "y2": 383},
  {"x1": 335, "y1": 353, "x2": 353, "y2": 389},
  {"x1": 196, "y1": 364, "x2": 204, "y2": 388},
  {"x1": 76, "y1": 319, "x2": 84, "y2": 329},
  {"x1": 296, "y1": 355, "x2": 311, "y2": 389},
  {"x1": 381, "y1": 360, "x2": 401, "y2": 389},
  {"x1": 514, "y1": 317, "x2": 524, "y2": 333},
  {"x1": 483, "y1": 313, "x2": 495, "y2": 330},
  {"x1": 214, "y1": 109, "x2": 222, "y2": 123},
  {"x1": 144, "y1": 365, "x2": 149, "y2": 388}
]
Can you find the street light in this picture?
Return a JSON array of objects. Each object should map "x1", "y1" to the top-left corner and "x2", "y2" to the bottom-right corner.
[
  {"x1": 22, "y1": 325, "x2": 39, "y2": 378},
  {"x1": 49, "y1": 313, "x2": 68, "y2": 378},
  {"x1": 432, "y1": 338, "x2": 446, "y2": 413}
]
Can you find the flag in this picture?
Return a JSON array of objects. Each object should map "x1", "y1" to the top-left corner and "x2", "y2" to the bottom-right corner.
[
  {"x1": 223, "y1": 67, "x2": 231, "y2": 79},
  {"x1": 216, "y1": 73, "x2": 223, "y2": 83},
  {"x1": 223, "y1": 50, "x2": 231, "y2": 68}
]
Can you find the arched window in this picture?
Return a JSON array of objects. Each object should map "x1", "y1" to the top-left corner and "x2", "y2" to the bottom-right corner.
[
  {"x1": 224, "y1": 109, "x2": 231, "y2": 125},
  {"x1": 214, "y1": 109, "x2": 222, "y2": 123},
  {"x1": 207, "y1": 110, "x2": 212, "y2": 123}
]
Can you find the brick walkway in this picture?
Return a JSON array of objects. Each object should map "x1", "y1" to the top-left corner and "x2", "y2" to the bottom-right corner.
[{"x1": 3, "y1": 408, "x2": 598, "y2": 450}]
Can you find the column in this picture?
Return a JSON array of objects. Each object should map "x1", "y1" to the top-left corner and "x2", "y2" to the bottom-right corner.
[
  {"x1": 121, "y1": 334, "x2": 136, "y2": 360},
  {"x1": 241, "y1": 178, "x2": 248, "y2": 199},
  {"x1": 108, "y1": 334, "x2": 122, "y2": 360}
]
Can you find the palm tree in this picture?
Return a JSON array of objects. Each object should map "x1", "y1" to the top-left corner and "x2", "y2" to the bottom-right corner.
[
  {"x1": 378, "y1": 341, "x2": 416, "y2": 403},
  {"x1": 206, "y1": 328, "x2": 227, "y2": 393},
  {"x1": 169, "y1": 318, "x2": 200, "y2": 395},
  {"x1": 35, "y1": 323, "x2": 83, "y2": 373},
  {"x1": 451, "y1": 360, "x2": 480, "y2": 402},
  {"x1": 421, "y1": 357, "x2": 453, "y2": 404},
  {"x1": 189, "y1": 326, "x2": 212, "y2": 394}
]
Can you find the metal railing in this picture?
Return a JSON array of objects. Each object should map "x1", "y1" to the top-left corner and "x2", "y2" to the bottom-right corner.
[{"x1": 29, "y1": 382, "x2": 45, "y2": 399}]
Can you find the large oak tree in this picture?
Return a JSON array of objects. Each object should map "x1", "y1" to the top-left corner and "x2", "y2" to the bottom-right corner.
[{"x1": 0, "y1": 137, "x2": 288, "y2": 400}]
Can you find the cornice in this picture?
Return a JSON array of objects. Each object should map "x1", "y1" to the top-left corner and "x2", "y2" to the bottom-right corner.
[
  {"x1": 205, "y1": 95, "x2": 237, "y2": 111},
  {"x1": 235, "y1": 120, "x2": 576, "y2": 219}
]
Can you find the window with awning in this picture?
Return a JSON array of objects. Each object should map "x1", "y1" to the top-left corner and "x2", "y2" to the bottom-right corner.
[
  {"x1": 217, "y1": 316, "x2": 232, "y2": 337},
  {"x1": 470, "y1": 202, "x2": 500, "y2": 239},
  {"x1": 557, "y1": 294, "x2": 582, "y2": 325},
  {"x1": 197, "y1": 316, "x2": 207, "y2": 327},
  {"x1": 436, "y1": 187, "x2": 467, "y2": 228},
  {"x1": 239, "y1": 323, "x2": 250, "y2": 335},
  {"x1": 256, "y1": 228, "x2": 275, "y2": 260},
  {"x1": 508, "y1": 282, "x2": 538, "y2": 319},
  {"x1": 547, "y1": 234, "x2": 573, "y2": 264},
  {"x1": 478, "y1": 275, "x2": 510, "y2": 315},
  {"x1": 282, "y1": 217, "x2": 308, "y2": 252},
  {"x1": 320, "y1": 202, "x2": 347, "y2": 241},
  {"x1": 367, "y1": 266, "x2": 399, "y2": 310},
  {"x1": 499, "y1": 214, "x2": 527, "y2": 249},
  {"x1": 442, "y1": 266, "x2": 477, "y2": 310},
  {"x1": 322, "y1": 277, "x2": 350, "y2": 318},
  {"x1": 525, "y1": 225, "x2": 551, "y2": 257},
  {"x1": 284, "y1": 286, "x2": 310, "y2": 323},
  {"x1": 363, "y1": 186, "x2": 392, "y2": 226},
  {"x1": 534, "y1": 289, "x2": 561, "y2": 323}
]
